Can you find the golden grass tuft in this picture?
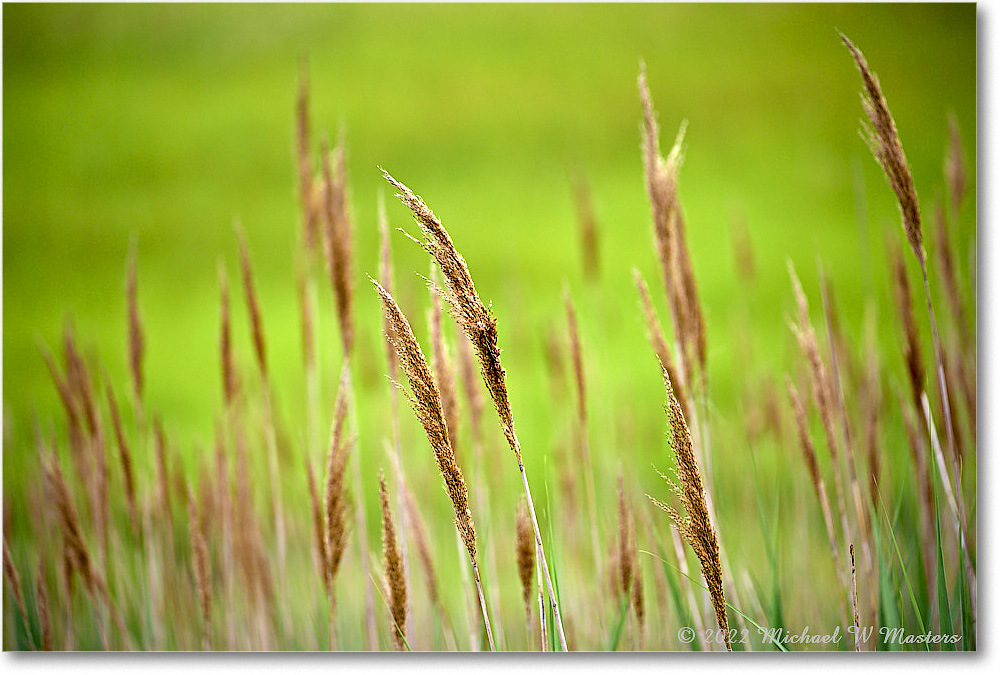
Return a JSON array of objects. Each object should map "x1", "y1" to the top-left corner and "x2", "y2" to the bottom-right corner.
[
  {"x1": 647, "y1": 365, "x2": 730, "y2": 650},
  {"x1": 324, "y1": 364, "x2": 352, "y2": 591},
  {"x1": 153, "y1": 417, "x2": 172, "y2": 519},
  {"x1": 381, "y1": 167, "x2": 566, "y2": 649},
  {"x1": 187, "y1": 489, "x2": 212, "y2": 649},
  {"x1": 378, "y1": 193, "x2": 399, "y2": 382},
  {"x1": 564, "y1": 287, "x2": 587, "y2": 430},
  {"x1": 372, "y1": 279, "x2": 475, "y2": 560},
  {"x1": 638, "y1": 64, "x2": 707, "y2": 382},
  {"x1": 297, "y1": 60, "x2": 320, "y2": 255},
  {"x1": 616, "y1": 475, "x2": 634, "y2": 598},
  {"x1": 379, "y1": 472, "x2": 407, "y2": 651},
  {"x1": 105, "y1": 381, "x2": 138, "y2": 537},
  {"x1": 572, "y1": 171, "x2": 601, "y2": 281},
  {"x1": 841, "y1": 32, "x2": 923, "y2": 265},
  {"x1": 891, "y1": 246, "x2": 925, "y2": 420},
  {"x1": 393, "y1": 457, "x2": 442, "y2": 614},
  {"x1": 321, "y1": 136, "x2": 355, "y2": 357},
  {"x1": 37, "y1": 559, "x2": 52, "y2": 651},
  {"x1": 379, "y1": 169, "x2": 516, "y2": 462},
  {"x1": 935, "y1": 203, "x2": 969, "y2": 347},
  {"x1": 217, "y1": 261, "x2": 239, "y2": 408},
  {"x1": 430, "y1": 270, "x2": 461, "y2": 457},
  {"x1": 304, "y1": 455, "x2": 329, "y2": 597},
  {"x1": 787, "y1": 263, "x2": 845, "y2": 506},
  {"x1": 3, "y1": 541, "x2": 33, "y2": 649},
  {"x1": 373, "y1": 276, "x2": 497, "y2": 650},
  {"x1": 633, "y1": 269, "x2": 690, "y2": 420},
  {"x1": 235, "y1": 223, "x2": 268, "y2": 379},
  {"x1": 786, "y1": 376, "x2": 839, "y2": 564}
]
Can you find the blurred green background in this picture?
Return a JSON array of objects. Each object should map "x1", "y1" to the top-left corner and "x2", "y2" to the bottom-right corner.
[{"x1": 2, "y1": 3, "x2": 976, "y2": 645}]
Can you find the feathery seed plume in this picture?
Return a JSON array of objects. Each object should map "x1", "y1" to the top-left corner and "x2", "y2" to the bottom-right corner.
[
  {"x1": 373, "y1": 279, "x2": 475, "y2": 560},
  {"x1": 632, "y1": 560, "x2": 645, "y2": 644},
  {"x1": 430, "y1": 270, "x2": 461, "y2": 456},
  {"x1": 63, "y1": 327, "x2": 98, "y2": 438},
  {"x1": 188, "y1": 489, "x2": 212, "y2": 648},
  {"x1": 572, "y1": 171, "x2": 601, "y2": 281},
  {"x1": 106, "y1": 381, "x2": 138, "y2": 536},
  {"x1": 379, "y1": 472, "x2": 407, "y2": 651},
  {"x1": 40, "y1": 343, "x2": 90, "y2": 496},
  {"x1": 297, "y1": 60, "x2": 319, "y2": 254},
  {"x1": 564, "y1": 287, "x2": 587, "y2": 430},
  {"x1": 218, "y1": 261, "x2": 239, "y2": 408},
  {"x1": 2, "y1": 541, "x2": 33, "y2": 649},
  {"x1": 37, "y1": 559, "x2": 52, "y2": 651},
  {"x1": 394, "y1": 460, "x2": 442, "y2": 612},
  {"x1": 842, "y1": 33, "x2": 924, "y2": 264},
  {"x1": 891, "y1": 247, "x2": 925, "y2": 418},
  {"x1": 305, "y1": 455, "x2": 329, "y2": 596},
  {"x1": 634, "y1": 269, "x2": 690, "y2": 420},
  {"x1": 617, "y1": 475, "x2": 634, "y2": 597},
  {"x1": 788, "y1": 262, "x2": 839, "y2": 463},
  {"x1": 381, "y1": 168, "x2": 560, "y2": 650},
  {"x1": 648, "y1": 366, "x2": 730, "y2": 649},
  {"x1": 321, "y1": 137, "x2": 355, "y2": 356},
  {"x1": 787, "y1": 376, "x2": 839, "y2": 561},
  {"x1": 296, "y1": 261, "x2": 314, "y2": 371},
  {"x1": 324, "y1": 363, "x2": 352, "y2": 589},
  {"x1": 235, "y1": 224, "x2": 268, "y2": 379},
  {"x1": 638, "y1": 65, "x2": 706, "y2": 381},
  {"x1": 934, "y1": 204, "x2": 969, "y2": 344},
  {"x1": 153, "y1": 417, "x2": 172, "y2": 518},
  {"x1": 380, "y1": 169, "x2": 515, "y2": 462},
  {"x1": 457, "y1": 331, "x2": 484, "y2": 440},
  {"x1": 127, "y1": 244, "x2": 144, "y2": 402},
  {"x1": 378, "y1": 193, "x2": 399, "y2": 380},
  {"x1": 946, "y1": 113, "x2": 967, "y2": 214},
  {"x1": 515, "y1": 499, "x2": 535, "y2": 614}
]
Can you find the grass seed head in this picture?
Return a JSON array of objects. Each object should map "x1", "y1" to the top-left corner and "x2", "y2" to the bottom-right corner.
[
  {"x1": 841, "y1": 32, "x2": 924, "y2": 265},
  {"x1": 235, "y1": 224, "x2": 268, "y2": 379},
  {"x1": 379, "y1": 472, "x2": 407, "y2": 651},
  {"x1": 324, "y1": 363, "x2": 353, "y2": 584},
  {"x1": 515, "y1": 499, "x2": 535, "y2": 613},
  {"x1": 126, "y1": 244, "x2": 144, "y2": 402},
  {"x1": 381, "y1": 168, "x2": 519, "y2": 463},
  {"x1": 322, "y1": 136, "x2": 355, "y2": 356},
  {"x1": 649, "y1": 365, "x2": 730, "y2": 647},
  {"x1": 373, "y1": 278, "x2": 476, "y2": 561},
  {"x1": 891, "y1": 246, "x2": 925, "y2": 418}
]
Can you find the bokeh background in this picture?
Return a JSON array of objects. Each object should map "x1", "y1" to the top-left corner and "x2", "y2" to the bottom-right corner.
[{"x1": 3, "y1": 3, "x2": 976, "y2": 649}]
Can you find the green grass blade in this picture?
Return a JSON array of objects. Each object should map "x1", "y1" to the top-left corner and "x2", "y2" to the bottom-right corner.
[
  {"x1": 934, "y1": 498, "x2": 954, "y2": 649},
  {"x1": 958, "y1": 562, "x2": 974, "y2": 650},
  {"x1": 747, "y1": 444, "x2": 785, "y2": 633},
  {"x1": 650, "y1": 528, "x2": 702, "y2": 650},
  {"x1": 368, "y1": 571, "x2": 412, "y2": 652},
  {"x1": 543, "y1": 456, "x2": 562, "y2": 651},
  {"x1": 639, "y1": 548, "x2": 787, "y2": 652},
  {"x1": 606, "y1": 591, "x2": 632, "y2": 651},
  {"x1": 875, "y1": 483, "x2": 928, "y2": 647},
  {"x1": 871, "y1": 513, "x2": 900, "y2": 651}
]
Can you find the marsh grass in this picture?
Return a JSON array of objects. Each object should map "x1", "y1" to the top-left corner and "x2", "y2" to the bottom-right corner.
[{"x1": 2, "y1": 31, "x2": 976, "y2": 653}]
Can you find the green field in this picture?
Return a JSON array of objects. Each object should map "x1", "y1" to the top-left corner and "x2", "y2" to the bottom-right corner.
[{"x1": 2, "y1": 3, "x2": 976, "y2": 651}]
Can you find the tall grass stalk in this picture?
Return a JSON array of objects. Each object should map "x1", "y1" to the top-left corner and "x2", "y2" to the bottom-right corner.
[{"x1": 380, "y1": 169, "x2": 568, "y2": 650}]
